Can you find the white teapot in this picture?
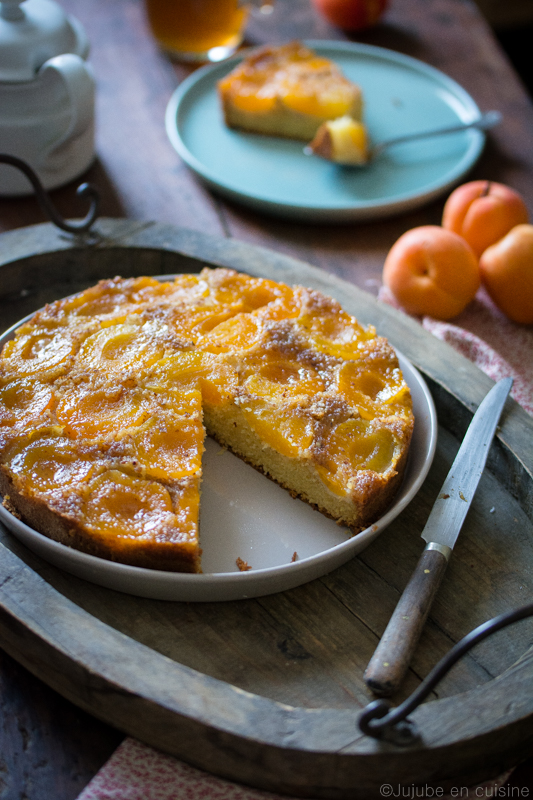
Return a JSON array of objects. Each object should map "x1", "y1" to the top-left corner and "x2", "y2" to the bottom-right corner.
[{"x1": 0, "y1": 0, "x2": 95, "y2": 196}]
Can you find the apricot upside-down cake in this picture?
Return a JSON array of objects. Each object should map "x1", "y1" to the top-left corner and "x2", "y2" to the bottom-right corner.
[
  {"x1": 0, "y1": 269, "x2": 414, "y2": 573},
  {"x1": 218, "y1": 41, "x2": 364, "y2": 141}
]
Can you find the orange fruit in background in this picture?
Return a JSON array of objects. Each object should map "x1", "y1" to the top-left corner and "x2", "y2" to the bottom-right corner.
[
  {"x1": 442, "y1": 179, "x2": 529, "y2": 257},
  {"x1": 479, "y1": 224, "x2": 533, "y2": 324},
  {"x1": 382, "y1": 225, "x2": 480, "y2": 320},
  {"x1": 311, "y1": 0, "x2": 388, "y2": 31}
]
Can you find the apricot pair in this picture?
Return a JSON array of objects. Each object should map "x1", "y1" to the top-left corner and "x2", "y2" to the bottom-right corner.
[{"x1": 383, "y1": 180, "x2": 532, "y2": 323}]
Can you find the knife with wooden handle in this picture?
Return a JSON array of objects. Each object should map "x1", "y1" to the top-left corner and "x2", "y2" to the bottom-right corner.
[{"x1": 364, "y1": 377, "x2": 513, "y2": 697}]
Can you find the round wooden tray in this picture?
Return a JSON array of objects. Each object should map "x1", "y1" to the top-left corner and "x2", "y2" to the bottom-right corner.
[{"x1": 0, "y1": 220, "x2": 532, "y2": 798}]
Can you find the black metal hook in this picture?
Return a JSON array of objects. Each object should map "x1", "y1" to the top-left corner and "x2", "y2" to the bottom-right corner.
[
  {"x1": 358, "y1": 602, "x2": 533, "y2": 746},
  {"x1": 0, "y1": 154, "x2": 100, "y2": 235}
]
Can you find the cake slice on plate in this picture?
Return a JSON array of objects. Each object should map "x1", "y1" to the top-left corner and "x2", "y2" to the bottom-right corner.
[{"x1": 218, "y1": 41, "x2": 363, "y2": 141}]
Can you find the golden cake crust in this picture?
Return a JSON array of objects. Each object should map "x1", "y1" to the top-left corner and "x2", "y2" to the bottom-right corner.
[
  {"x1": 218, "y1": 41, "x2": 363, "y2": 141},
  {"x1": 0, "y1": 269, "x2": 414, "y2": 572}
]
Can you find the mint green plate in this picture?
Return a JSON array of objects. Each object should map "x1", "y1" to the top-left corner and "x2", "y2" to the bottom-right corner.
[{"x1": 165, "y1": 41, "x2": 486, "y2": 223}]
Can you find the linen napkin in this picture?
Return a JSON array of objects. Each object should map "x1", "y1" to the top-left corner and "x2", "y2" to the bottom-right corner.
[{"x1": 77, "y1": 284, "x2": 531, "y2": 800}]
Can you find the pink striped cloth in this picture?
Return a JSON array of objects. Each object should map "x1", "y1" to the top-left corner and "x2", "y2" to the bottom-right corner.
[
  {"x1": 76, "y1": 284, "x2": 531, "y2": 800},
  {"x1": 76, "y1": 737, "x2": 512, "y2": 800},
  {"x1": 378, "y1": 284, "x2": 533, "y2": 415}
]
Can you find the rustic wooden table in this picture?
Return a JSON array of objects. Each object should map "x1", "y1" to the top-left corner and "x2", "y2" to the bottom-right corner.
[{"x1": 0, "y1": 0, "x2": 532, "y2": 797}]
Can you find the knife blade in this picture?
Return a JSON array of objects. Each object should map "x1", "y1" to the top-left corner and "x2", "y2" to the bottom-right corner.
[{"x1": 364, "y1": 377, "x2": 513, "y2": 697}]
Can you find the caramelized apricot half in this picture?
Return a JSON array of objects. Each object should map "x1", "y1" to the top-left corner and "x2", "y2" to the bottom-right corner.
[
  {"x1": 84, "y1": 470, "x2": 175, "y2": 540},
  {"x1": 149, "y1": 353, "x2": 237, "y2": 406},
  {"x1": 0, "y1": 379, "x2": 53, "y2": 427},
  {"x1": 169, "y1": 307, "x2": 237, "y2": 340},
  {"x1": 56, "y1": 383, "x2": 153, "y2": 438},
  {"x1": 244, "y1": 359, "x2": 325, "y2": 402},
  {"x1": 337, "y1": 361, "x2": 411, "y2": 420},
  {"x1": 297, "y1": 300, "x2": 374, "y2": 359},
  {"x1": 241, "y1": 397, "x2": 314, "y2": 457},
  {"x1": 131, "y1": 418, "x2": 203, "y2": 481},
  {"x1": 62, "y1": 277, "x2": 165, "y2": 318},
  {"x1": 200, "y1": 314, "x2": 262, "y2": 353},
  {"x1": 76, "y1": 324, "x2": 166, "y2": 373},
  {"x1": 316, "y1": 419, "x2": 398, "y2": 496},
  {"x1": 129, "y1": 397, "x2": 204, "y2": 480},
  {"x1": 7, "y1": 434, "x2": 94, "y2": 493},
  {"x1": 1, "y1": 330, "x2": 74, "y2": 378}
]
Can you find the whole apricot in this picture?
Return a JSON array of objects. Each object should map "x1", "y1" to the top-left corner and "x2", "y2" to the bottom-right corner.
[
  {"x1": 479, "y1": 224, "x2": 533, "y2": 324},
  {"x1": 382, "y1": 225, "x2": 480, "y2": 320},
  {"x1": 312, "y1": 0, "x2": 388, "y2": 31},
  {"x1": 442, "y1": 180, "x2": 529, "y2": 257}
]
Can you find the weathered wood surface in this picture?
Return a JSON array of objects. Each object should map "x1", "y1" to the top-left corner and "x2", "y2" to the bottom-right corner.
[
  {"x1": 0, "y1": 226, "x2": 532, "y2": 798},
  {"x1": 0, "y1": 647, "x2": 123, "y2": 800},
  {"x1": 0, "y1": 0, "x2": 533, "y2": 796}
]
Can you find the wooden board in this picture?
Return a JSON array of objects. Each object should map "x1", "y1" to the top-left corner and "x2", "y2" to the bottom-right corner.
[{"x1": 0, "y1": 220, "x2": 532, "y2": 798}]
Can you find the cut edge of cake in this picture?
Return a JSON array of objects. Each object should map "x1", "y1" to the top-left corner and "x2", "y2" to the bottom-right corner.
[{"x1": 204, "y1": 402, "x2": 410, "y2": 535}]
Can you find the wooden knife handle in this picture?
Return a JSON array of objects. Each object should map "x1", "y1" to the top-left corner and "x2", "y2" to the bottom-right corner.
[{"x1": 364, "y1": 546, "x2": 450, "y2": 697}]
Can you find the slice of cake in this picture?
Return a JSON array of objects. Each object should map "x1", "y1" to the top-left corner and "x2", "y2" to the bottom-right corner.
[
  {"x1": 308, "y1": 115, "x2": 369, "y2": 165},
  {"x1": 0, "y1": 373, "x2": 205, "y2": 572},
  {"x1": 0, "y1": 269, "x2": 414, "y2": 573},
  {"x1": 218, "y1": 41, "x2": 363, "y2": 141}
]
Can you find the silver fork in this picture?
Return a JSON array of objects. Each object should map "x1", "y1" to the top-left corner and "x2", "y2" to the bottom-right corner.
[{"x1": 366, "y1": 110, "x2": 501, "y2": 162}]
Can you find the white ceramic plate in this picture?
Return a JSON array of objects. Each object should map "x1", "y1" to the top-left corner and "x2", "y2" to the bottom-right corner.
[
  {"x1": 165, "y1": 40, "x2": 486, "y2": 222},
  {"x1": 0, "y1": 326, "x2": 437, "y2": 601}
]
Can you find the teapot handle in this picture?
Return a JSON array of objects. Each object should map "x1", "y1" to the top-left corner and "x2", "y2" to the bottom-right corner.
[{"x1": 38, "y1": 53, "x2": 95, "y2": 168}]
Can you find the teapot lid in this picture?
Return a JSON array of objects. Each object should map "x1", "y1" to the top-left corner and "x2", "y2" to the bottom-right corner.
[{"x1": 0, "y1": 0, "x2": 89, "y2": 82}]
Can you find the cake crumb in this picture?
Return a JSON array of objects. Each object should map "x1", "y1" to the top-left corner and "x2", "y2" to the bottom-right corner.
[
  {"x1": 236, "y1": 557, "x2": 252, "y2": 571},
  {"x1": 291, "y1": 551, "x2": 298, "y2": 562},
  {"x1": 440, "y1": 493, "x2": 450, "y2": 499}
]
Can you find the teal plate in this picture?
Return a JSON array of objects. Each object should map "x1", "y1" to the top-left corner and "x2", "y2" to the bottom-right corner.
[{"x1": 165, "y1": 41, "x2": 486, "y2": 223}]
